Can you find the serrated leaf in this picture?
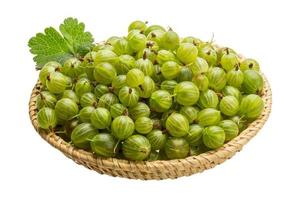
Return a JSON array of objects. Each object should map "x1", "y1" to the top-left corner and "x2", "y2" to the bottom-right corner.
[
  {"x1": 28, "y1": 27, "x2": 73, "y2": 69},
  {"x1": 59, "y1": 17, "x2": 94, "y2": 55}
]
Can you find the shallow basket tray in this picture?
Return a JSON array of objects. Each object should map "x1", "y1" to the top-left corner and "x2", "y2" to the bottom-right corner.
[{"x1": 29, "y1": 74, "x2": 272, "y2": 180}]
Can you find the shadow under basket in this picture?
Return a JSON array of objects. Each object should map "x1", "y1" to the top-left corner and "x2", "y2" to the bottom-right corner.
[{"x1": 29, "y1": 74, "x2": 272, "y2": 180}]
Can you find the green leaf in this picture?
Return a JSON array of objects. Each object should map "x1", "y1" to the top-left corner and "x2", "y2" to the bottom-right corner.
[
  {"x1": 28, "y1": 27, "x2": 73, "y2": 69},
  {"x1": 59, "y1": 17, "x2": 94, "y2": 55},
  {"x1": 28, "y1": 17, "x2": 94, "y2": 69}
]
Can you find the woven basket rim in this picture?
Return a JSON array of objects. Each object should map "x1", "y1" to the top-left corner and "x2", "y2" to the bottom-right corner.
[{"x1": 29, "y1": 73, "x2": 272, "y2": 179}]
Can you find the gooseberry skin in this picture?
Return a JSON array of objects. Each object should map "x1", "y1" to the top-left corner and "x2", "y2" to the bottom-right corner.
[
  {"x1": 71, "y1": 123, "x2": 98, "y2": 150},
  {"x1": 219, "y1": 96, "x2": 240, "y2": 116},
  {"x1": 112, "y1": 75, "x2": 127, "y2": 91},
  {"x1": 94, "y1": 84, "x2": 109, "y2": 98},
  {"x1": 177, "y1": 67, "x2": 193, "y2": 82},
  {"x1": 156, "y1": 50, "x2": 177, "y2": 65},
  {"x1": 37, "y1": 107, "x2": 57, "y2": 130},
  {"x1": 189, "y1": 57, "x2": 209, "y2": 75},
  {"x1": 198, "y1": 89, "x2": 219, "y2": 109},
  {"x1": 110, "y1": 103, "x2": 127, "y2": 118},
  {"x1": 218, "y1": 120, "x2": 239, "y2": 142},
  {"x1": 55, "y1": 98, "x2": 79, "y2": 121},
  {"x1": 137, "y1": 76, "x2": 155, "y2": 98},
  {"x1": 186, "y1": 124, "x2": 203, "y2": 146},
  {"x1": 180, "y1": 106, "x2": 199, "y2": 124},
  {"x1": 144, "y1": 24, "x2": 166, "y2": 36},
  {"x1": 128, "y1": 20, "x2": 147, "y2": 32},
  {"x1": 196, "y1": 108, "x2": 221, "y2": 126},
  {"x1": 111, "y1": 116, "x2": 135, "y2": 140},
  {"x1": 36, "y1": 91, "x2": 57, "y2": 110},
  {"x1": 94, "y1": 50, "x2": 118, "y2": 65},
  {"x1": 240, "y1": 58, "x2": 260, "y2": 71},
  {"x1": 79, "y1": 106, "x2": 95, "y2": 123},
  {"x1": 160, "y1": 30, "x2": 180, "y2": 50},
  {"x1": 198, "y1": 44, "x2": 217, "y2": 66},
  {"x1": 98, "y1": 93, "x2": 119, "y2": 109},
  {"x1": 135, "y1": 117, "x2": 153, "y2": 134},
  {"x1": 230, "y1": 115, "x2": 247, "y2": 131},
  {"x1": 118, "y1": 86, "x2": 139, "y2": 107},
  {"x1": 90, "y1": 133, "x2": 118, "y2": 157},
  {"x1": 115, "y1": 54, "x2": 136, "y2": 74},
  {"x1": 135, "y1": 58, "x2": 154, "y2": 76},
  {"x1": 161, "y1": 61, "x2": 181, "y2": 80},
  {"x1": 174, "y1": 81, "x2": 200, "y2": 106},
  {"x1": 176, "y1": 43, "x2": 198, "y2": 64},
  {"x1": 128, "y1": 102, "x2": 151, "y2": 120},
  {"x1": 80, "y1": 92, "x2": 97, "y2": 107},
  {"x1": 222, "y1": 86, "x2": 242, "y2": 101},
  {"x1": 207, "y1": 67, "x2": 227, "y2": 91},
  {"x1": 126, "y1": 68, "x2": 145, "y2": 87},
  {"x1": 161, "y1": 80, "x2": 178, "y2": 94},
  {"x1": 238, "y1": 94, "x2": 264, "y2": 119},
  {"x1": 62, "y1": 90, "x2": 79, "y2": 104},
  {"x1": 165, "y1": 113, "x2": 189, "y2": 137},
  {"x1": 93, "y1": 62, "x2": 117, "y2": 85},
  {"x1": 164, "y1": 137, "x2": 190, "y2": 159},
  {"x1": 149, "y1": 90, "x2": 172, "y2": 112},
  {"x1": 127, "y1": 30, "x2": 147, "y2": 52},
  {"x1": 242, "y1": 70, "x2": 264, "y2": 94},
  {"x1": 220, "y1": 52, "x2": 239, "y2": 71},
  {"x1": 61, "y1": 57, "x2": 84, "y2": 78},
  {"x1": 192, "y1": 73, "x2": 209, "y2": 92},
  {"x1": 112, "y1": 37, "x2": 132, "y2": 55},
  {"x1": 122, "y1": 134, "x2": 151, "y2": 161},
  {"x1": 75, "y1": 77, "x2": 93, "y2": 98},
  {"x1": 106, "y1": 36, "x2": 121, "y2": 46},
  {"x1": 146, "y1": 129, "x2": 167, "y2": 150},
  {"x1": 90, "y1": 107, "x2": 111, "y2": 129},
  {"x1": 39, "y1": 61, "x2": 61, "y2": 85},
  {"x1": 202, "y1": 126, "x2": 225, "y2": 149},
  {"x1": 46, "y1": 72, "x2": 71, "y2": 94},
  {"x1": 226, "y1": 68, "x2": 244, "y2": 88}
]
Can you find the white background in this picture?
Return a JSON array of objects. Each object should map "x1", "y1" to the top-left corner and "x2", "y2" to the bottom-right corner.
[{"x1": 0, "y1": 0, "x2": 296, "y2": 199}]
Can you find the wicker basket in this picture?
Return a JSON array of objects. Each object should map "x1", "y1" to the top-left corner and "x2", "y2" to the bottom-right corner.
[{"x1": 29, "y1": 74, "x2": 272, "y2": 180}]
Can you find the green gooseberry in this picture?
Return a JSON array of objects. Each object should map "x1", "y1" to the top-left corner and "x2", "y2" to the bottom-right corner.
[
  {"x1": 111, "y1": 116, "x2": 135, "y2": 140},
  {"x1": 176, "y1": 43, "x2": 198, "y2": 64},
  {"x1": 156, "y1": 50, "x2": 177, "y2": 65},
  {"x1": 196, "y1": 108, "x2": 221, "y2": 126},
  {"x1": 71, "y1": 123, "x2": 98, "y2": 150},
  {"x1": 39, "y1": 61, "x2": 61, "y2": 85},
  {"x1": 112, "y1": 37, "x2": 132, "y2": 55},
  {"x1": 122, "y1": 134, "x2": 151, "y2": 161},
  {"x1": 146, "y1": 129, "x2": 167, "y2": 150},
  {"x1": 126, "y1": 68, "x2": 145, "y2": 87},
  {"x1": 220, "y1": 52, "x2": 239, "y2": 71},
  {"x1": 110, "y1": 103, "x2": 128, "y2": 118},
  {"x1": 165, "y1": 113, "x2": 189, "y2": 137},
  {"x1": 198, "y1": 89, "x2": 219, "y2": 109},
  {"x1": 55, "y1": 98, "x2": 79, "y2": 121},
  {"x1": 238, "y1": 94, "x2": 264, "y2": 119},
  {"x1": 90, "y1": 107, "x2": 111, "y2": 129},
  {"x1": 93, "y1": 62, "x2": 117, "y2": 85},
  {"x1": 135, "y1": 117, "x2": 153, "y2": 134},
  {"x1": 62, "y1": 90, "x2": 79, "y2": 104},
  {"x1": 202, "y1": 126, "x2": 225, "y2": 149},
  {"x1": 242, "y1": 70, "x2": 264, "y2": 94},
  {"x1": 144, "y1": 24, "x2": 165, "y2": 36},
  {"x1": 91, "y1": 133, "x2": 118, "y2": 157},
  {"x1": 222, "y1": 86, "x2": 242, "y2": 101},
  {"x1": 111, "y1": 75, "x2": 127, "y2": 91},
  {"x1": 160, "y1": 80, "x2": 178, "y2": 94},
  {"x1": 37, "y1": 107, "x2": 57, "y2": 130},
  {"x1": 135, "y1": 56, "x2": 154, "y2": 76},
  {"x1": 94, "y1": 84, "x2": 109, "y2": 98},
  {"x1": 186, "y1": 124, "x2": 203, "y2": 146},
  {"x1": 128, "y1": 102, "x2": 151, "y2": 120},
  {"x1": 98, "y1": 93, "x2": 119, "y2": 109},
  {"x1": 192, "y1": 73, "x2": 209, "y2": 92},
  {"x1": 161, "y1": 61, "x2": 181, "y2": 80},
  {"x1": 115, "y1": 54, "x2": 136, "y2": 74},
  {"x1": 128, "y1": 20, "x2": 147, "y2": 32},
  {"x1": 94, "y1": 50, "x2": 118, "y2": 65},
  {"x1": 36, "y1": 91, "x2": 57, "y2": 110},
  {"x1": 189, "y1": 57, "x2": 209, "y2": 75},
  {"x1": 149, "y1": 90, "x2": 172, "y2": 112},
  {"x1": 180, "y1": 106, "x2": 199, "y2": 123},
  {"x1": 46, "y1": 72, "x2": 72, "y2": 94},
  {"x1": 218, "y1": 120, "x2": 239, "y2": 142},
  {"x1": 137, "y1": 76, "x2": 156, "y2": 98},
  {"x1": 174, "y1": 81, "x2": 199, "y2": 106},
  {"x1": 61, "y1": 57, "x2": 84, "y2": 78},
  {"x1": 226, "y1": 66, "x2": 244, "y2": 88},
  {"x1": 240, "y1": 58, "x2": 260, "y2": 71},
  {"x1": 160, "y1": 30, "x2": 180, "y2": 50},
  {"x1": 207, "y1": 67, "x2": 227, "y2": 91},
  {"x1": 80, "y1": 92, "x2": 97, "y2": 107},
  {"x1": 219, "y1": 96, "x2": 239, "y2": 116},
  {"x1": 198, "y1": 44, "x2": 217, "y2": 66},
  {"x1": 127, "y1": 30, "x2": 147, "y2": 52},
  {"x1": 177, "y1": 67, "x2": 193, "y2": 82},
  {"x1": 74, "y1": 77, "x2": 93, "y2": 98},
  {"x1": 118, "y1": 86, "x2": 139, "y2": 107},
  {"x1": 164, "y1": 137, "x2": 190, "y2": 159},
  {"x1": 79, "y1": 106, "x2": 95, "y2": 123}
]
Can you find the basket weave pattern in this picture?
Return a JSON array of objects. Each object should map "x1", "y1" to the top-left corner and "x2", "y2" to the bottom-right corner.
[{"x1": 29, "y1": 75, "x2": 272, "y2": 180}]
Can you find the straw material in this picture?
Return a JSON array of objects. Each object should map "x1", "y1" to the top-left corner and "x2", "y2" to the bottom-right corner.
[{"x1": 29, "y1": 75, "x2": 272, "y2": 180}]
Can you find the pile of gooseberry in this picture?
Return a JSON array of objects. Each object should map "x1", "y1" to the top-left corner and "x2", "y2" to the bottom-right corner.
[{"x1": 36, "y1": 20, "x2": 265, "y2": 161}]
